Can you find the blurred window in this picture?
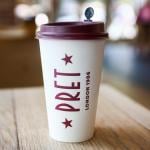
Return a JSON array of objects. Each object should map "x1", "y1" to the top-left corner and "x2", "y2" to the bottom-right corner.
[
  {"x1": 108, "y1": 0, "x2": 147, "y2": 40},
  {"x1": 56, "y1": 0, "x2": 80, "y2": 22},
  {"x1": 14, "y1": 0, "x2": 52, "y2": 29},
  {"x1": 14, "y1": 0, "x2": 50, "y2": 20}
]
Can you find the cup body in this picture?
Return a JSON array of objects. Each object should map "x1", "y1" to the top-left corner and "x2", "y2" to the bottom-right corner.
[{"x1": 39, "y1": 39, "x2": 105, "y2": 142}]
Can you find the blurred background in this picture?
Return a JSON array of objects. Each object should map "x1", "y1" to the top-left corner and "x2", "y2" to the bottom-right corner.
[{"x1": 0, "y1": 0, "x2": 150, "y2": 108}]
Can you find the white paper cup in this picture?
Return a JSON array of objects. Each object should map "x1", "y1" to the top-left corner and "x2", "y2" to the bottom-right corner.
[{"x1": 37, "y1": 22, "x2": 108, "y2": 142}]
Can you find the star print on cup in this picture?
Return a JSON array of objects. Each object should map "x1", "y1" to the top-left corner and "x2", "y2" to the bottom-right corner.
[
  {"x1": 62, "y1": 54, "x2": 73, "y2": 65},
  {"x1": 62, "y1": 118, "x2": 72, "y2": 128}
]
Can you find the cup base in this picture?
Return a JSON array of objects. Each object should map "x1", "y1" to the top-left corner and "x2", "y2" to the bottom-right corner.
[{"x1": 49, "y1": 133, "x2": 94, "y2": 143}]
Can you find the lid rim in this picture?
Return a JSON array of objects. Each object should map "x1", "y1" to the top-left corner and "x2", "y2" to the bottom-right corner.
[
  {"x1": 37, "y1": 21, "x2": 108, "y2": 40},
  {"x1": 37, "y1": 33, "x2": 108, "y2": 40}
]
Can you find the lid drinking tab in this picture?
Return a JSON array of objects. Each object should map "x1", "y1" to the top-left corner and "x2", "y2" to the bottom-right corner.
[{"x1": 84, "y1": 7, "x2": 94, "y2": 22}]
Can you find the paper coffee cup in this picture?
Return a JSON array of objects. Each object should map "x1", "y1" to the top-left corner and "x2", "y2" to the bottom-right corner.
[{"x1": 37, "y1": 21, "x2": 108, "y2": 142}]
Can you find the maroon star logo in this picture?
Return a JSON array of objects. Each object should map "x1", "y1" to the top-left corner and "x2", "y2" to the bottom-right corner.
[
  {"x1": 62, "y1": 54, "x2": 73, "y2": 65},
  {"x1": 62, "y1": 118, "x2": 72, "y2": 128}
]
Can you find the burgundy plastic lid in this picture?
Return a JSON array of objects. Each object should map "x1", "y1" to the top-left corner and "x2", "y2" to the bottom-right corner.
[{"x1": 37, "y1": 22, "x2": 108, "y2": 40}]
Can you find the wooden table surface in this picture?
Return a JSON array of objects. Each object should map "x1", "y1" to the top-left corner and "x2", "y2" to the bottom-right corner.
[{"x1": 0, "y1": 84, "x2": 150, "y2": 150}]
